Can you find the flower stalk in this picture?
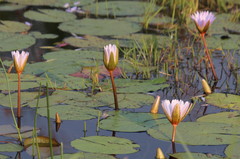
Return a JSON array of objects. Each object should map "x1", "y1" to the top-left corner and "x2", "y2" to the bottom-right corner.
[{"x1": 109, "y1": 70, "x2": 119, "y2": 110}]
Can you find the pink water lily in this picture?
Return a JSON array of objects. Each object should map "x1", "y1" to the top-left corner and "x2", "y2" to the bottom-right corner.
[
  {"x1": 191, "y1": 11, "x2": 215, "y2": 34},
  {"x1": 11, "y1": 50, "x2": 29, "y2": 74}
]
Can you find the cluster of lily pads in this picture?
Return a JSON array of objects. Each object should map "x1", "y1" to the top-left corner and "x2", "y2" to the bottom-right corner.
[{"x1": 0, "y1": 0, "x2": 239, "y2": 159}]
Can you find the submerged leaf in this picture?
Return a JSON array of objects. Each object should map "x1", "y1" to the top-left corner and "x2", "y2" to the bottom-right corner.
[
  {"x1": 24, "y1": 136, "x2": 60, "y2": 148},
  {"x1": 0, "y1": 143, "x2": 23, "y2": 152}
]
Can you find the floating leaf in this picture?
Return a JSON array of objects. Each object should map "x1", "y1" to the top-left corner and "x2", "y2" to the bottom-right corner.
[
  {"x1": 0, "y1": 92, "x2": 39, "y2": 108},
  {"x1": 147, "y1": 122, "x2": 240, "y2": 145},
  {"x1": 0, "y1": 4, "x2": 26, "y2": 11},
  {"x1": 0, "y1": 20, "x2": 30, "y2": 33},
  {"x1": 24, "y1": 9, "x2": 76, "y2": 23},
  {"x1": 197, "y1": 111, "x2": 240, "y2": 126},
  {"x1": 0, "y1": 32, "x2": 35, "y2": 51},
  {"x1": 49, "y1": 152, "x2": 117, "y2": 159},
  {"x1": 0, "y1": 73, "x2": 47, "y2": 91},
  {"x1": 0, "y1": 154, "x2": 8, "y2": 159},
  {"x1": 83, "y1": 1, "x2": 158, "y2": 17},
  {"x1": 225, "y1": 142, "x2": 240, "y2": 159},
  {"x1": 170, "y1": 152, "x2": 224, "y2": 159},
  {"x1": 71, "y1": 136, "x2": 140, "y2": 154},
  {"x1": 100, "y1": 111, "x2": 168, "y2": 132},
  {"x1": 37, "y1": 105, "x2": 101, "y2": 120},
  {"x1": 58, "y1": 18, "x2": 141, "y2": 36},
  {"x1": 205, "y1": 93, "x2": 240, "y2": 110},
  {"x1": 0, "y1": 143, "x2": 23, "y2": 152},
  {"x1": 29, "y1": 31, "x2": 58, "y2": 39},
  {"x1": 24, "y1": 136, "x2": 60, "y2": 148}
]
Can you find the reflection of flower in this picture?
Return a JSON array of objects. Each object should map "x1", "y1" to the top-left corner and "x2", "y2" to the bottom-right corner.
[
  {"x1": 162, "y1": 99, "x2": 191, "y2": 125},
  {"x1": 191, "y1": 11, "x2": 215, "y2": 34},
  {"x1": 103, "y1": 44, "x2": 119, "y2": 71},
  {"x1": 11, "y1": 51, "x2": 29, "y2": 74}
]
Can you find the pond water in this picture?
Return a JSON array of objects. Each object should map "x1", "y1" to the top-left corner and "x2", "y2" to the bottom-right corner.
[{"x1": 0, "y1": 0, "x2": 239, "y2": 159}]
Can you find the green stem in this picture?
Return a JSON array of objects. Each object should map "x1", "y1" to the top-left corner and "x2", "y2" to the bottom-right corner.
[
  {"x1": 200, "y1": 33, "x2": 218, "y2": 81},
  {"x1": 109, "y1": 71, "x2": 119, "y2": 110},
  {"x1": 172, "y1": 124, "x2": 177, "y2": 142},
  {"x1": 46, "y1": 83, "x2": 53, "y2": 158}
]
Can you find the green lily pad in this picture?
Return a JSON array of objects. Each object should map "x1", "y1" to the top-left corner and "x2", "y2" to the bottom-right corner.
[
  {"x1": 0, "y1": 20, "x2": 30, "y2": 33},
  {"x1": 83, "y1": 1, "x2": 158, "y2": 17},
  {"x1": 206, "y1": 34, "x2": 240, "y2": 50},
  {"x1": 0, "y1": 92, "x2": 39, "y2": 108},
  {"x1": 170, "y1": 152, "x2": 225, "y2": 159},
  {"x1": 111, "y1": 78, "x2": 168, "y2": 93},
  {"x1": 205, "y1": 93, "x2": 240, "y2": 110},
  {"x1": 6, "y1": 0, "x2": 94, "y2": 7},
  {"x1": 100, "y1": 111, "x2": 168, "y2": 132},
  {"x1": 24, "y1": 9, "x2": 76, "y2": 23},
  {"x1": 197, "y1": 111, "x2": 240, "y2": 126},
  {"x1": 0, "y1": 154, "x2": 8, "y2": 159},
  {"x1": 58, "y1": 18, "x2": 141, "y2": 36},
  {"x1": 0, "y1": 32, "x2": 35, "y2": 51},
  {"x1": 147, "y1": 122, "x2": 240, "y2": 145},
  {"x1": 0, "y1": 143, "x2": 23, "y2": 152},
  {"x1": 0, "y1": 73, "x2": 47, "y2": 91},
  {"x1": 37, "y1": 105, "x2": 100, "y2": 120},
  {"x1": 225, "y1": 142, "x2": 240, "y2": 159},
  {"x1": 49, "y1": 152, "x2": 117, "y2": 159},
  {"x1": 0, "y1": 4, "x2": 26, "y2": 11},
  {"x1": 71, "y1": 136, "x2": 140, "y2": 154},
  {"x1": 29, "y1": 31, "x2": 58, "y2": 39}
]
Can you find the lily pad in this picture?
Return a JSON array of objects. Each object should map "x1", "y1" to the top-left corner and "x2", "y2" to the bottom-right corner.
[
  {"x1": 100, "y1": 111, "x2": 168, "y2": 132},
  {"x1": 170, "y1": 152, "x2": 225, "y2": 159},
  {"x1": 29, "y1": 31, "x2": 58, "y2": 39},
  {"x1": 24, "y1": 9, "x2": 76, "y2": 23},
  {"x1": 0, "y1": 32, "x2": 35, "y2": 51},
  {"x1": 37, "y1": 105, "x2": 101, "y2": 120},
  {"x1": 225, "y1": 142, "x2": 240, "y2": 159},
  {"x1": 24, "y1": 136, "x2": 60, "y2": 148},
  {"x1": 0, "y1": 154, "x2": 8, "y2": 159},
  {"x1": 147, "y1": 122, "x2": 240, "y2": 145},
  {"x1": 50, "y1": 152, "x2": 117, "y2": 159},
  {"x1": 0, "y1": 4, "x2": 26, "y2": 11},
  {"x1": 0, "y1": 73, "x2": 47, "y2": 91},
  {"x1": 0, "y1": 20, "x2": 30, "y2": 33},
  {"x1": 83, "y1": 1, "x2": 158, "y2": 17},
  {"x1": 0, "y1": 143, "x2": 23, "y2": 152},
  {"x1": 197, "y1": 111, "x2": 240, "y2": 126},
  {"x1": 205, "y1": 93, "x2": 240, "y2": 110},
  {"x1": 71, "y1": 136, "x2": 140, "y2": 154},
  {"x1": 0, "y1": 92, "x2": 39, "y2": 108},
  {"x1": 58, "y1": 18, "x2": 141, "y2": 36}
]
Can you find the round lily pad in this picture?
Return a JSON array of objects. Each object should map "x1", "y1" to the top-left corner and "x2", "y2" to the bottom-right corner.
[
  {"x1": 0, "y1": 32, "x2": 35, "y2": 51},
  {"x1": 170, "y1": 152, "x2": 224, "y2": 159},
  {"x1": 71, "y1": 136, "x2": 140, "y2": 154},
  {"x1": 225, "y1": 142, "x2": 240, "y2": 159},
  {"x1": 58, "y1": 18, "x2": 141, "y2": 36},
  {"x1": 0, "y1": 4, "x2": 26, "y2": 11},
  {"x1": 147, "y1": 122, "x2": 240, "y2": 145},
  {"x1": 205, "y1": 93, "x2": 240, "y2": 110},
  {"x1": 83, "y1": 1, "x2": 158, "y2": 17},
  {"x1": 0, "y1": 73, "x2": 47, "y2": 91},
  {"x1": 24, "y1": 9, "x2": 76, "y2": 23},
  {"x1": 100, "y1": 111, "x2": 168, "y2": 132},
  {"x1": 197, "y1": 111, "x2": 240, "y2": 126},
  {"x1": 0, "y1": 20, "x2": 30, "y2": 33},
  {"x1": 37, "y1": 105, "x2": 100, "y2": 120},
  {"x1": 0, "y1": 143, "x2": 23, "y2": 152},
  {"x1": 49, "y1": 152, "x2": 117, "y2": 159}
]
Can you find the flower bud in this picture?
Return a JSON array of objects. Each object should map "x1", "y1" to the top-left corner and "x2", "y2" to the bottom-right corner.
[
  {"x1": 150, "y1": 96, "x2": 160, "y2": 114},
  {"x1": 103, "y1": 44, "x2": 118, "y2": 71},
  {"x1": 202, "y1": 79, "x2": 212, "y2": 94}
]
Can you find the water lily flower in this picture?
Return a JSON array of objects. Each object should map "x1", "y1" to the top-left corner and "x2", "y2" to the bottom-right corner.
[
  {"x1": 191, "y1": 11, "x2": 215, "y2": 34},
  {"x1": 103, "y1": 44, "x2": 119, "y2": 71},
  {"x1": 11, "y1": 50, "x2": 29, "y2": 74},
  {"x1": 162, "y1": 99, "x2": 192, "y2": 142}
]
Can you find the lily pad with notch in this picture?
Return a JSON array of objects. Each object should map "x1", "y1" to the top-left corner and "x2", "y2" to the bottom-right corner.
[
  {"x1": 0, "y1": 20, "x2": 30, "y2": 33},
  {"x1": 71, "y1": 136, "x2": 140, "y2": 154}
]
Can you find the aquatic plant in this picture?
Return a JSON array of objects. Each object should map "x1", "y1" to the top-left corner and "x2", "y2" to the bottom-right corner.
[
  {"x1": 161, "y1": 99, "x2": 192, "y2": 142},
  {"x1": 191, "y1": 11, "x2": 218, "y2": 81},
  {"x1": 103, "y1": 44, "x2": 119, "y2": 110},
  {"x1": 11, "y1": 50, "x2": 29, "y2": 119}
]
